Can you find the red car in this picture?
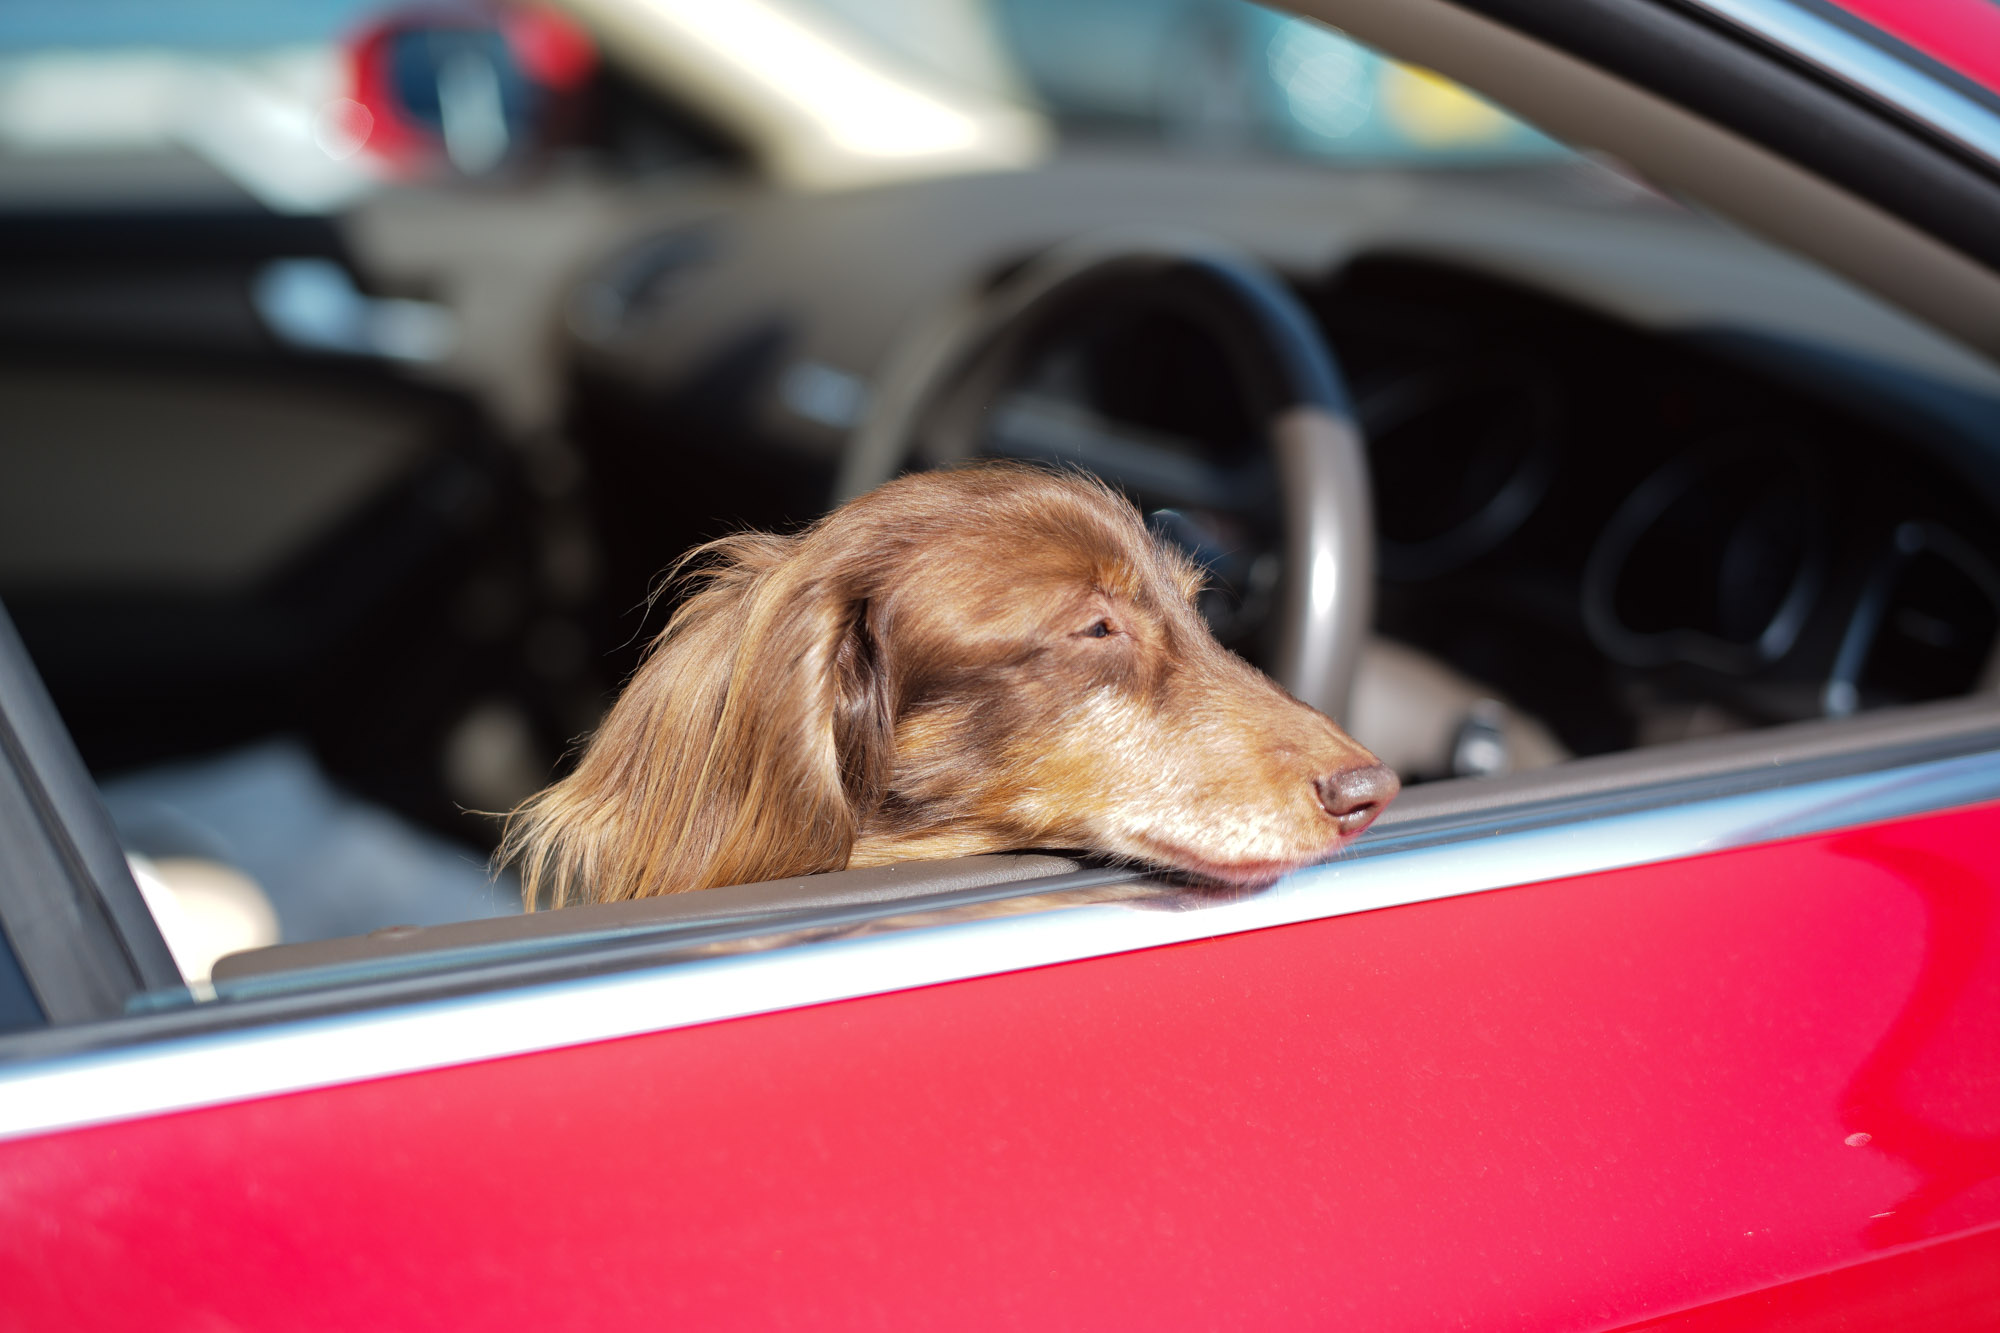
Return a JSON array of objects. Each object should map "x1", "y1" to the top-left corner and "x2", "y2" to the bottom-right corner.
[{"x1": 3, "y1": 0, "x2": 2000, "y2": 1327}]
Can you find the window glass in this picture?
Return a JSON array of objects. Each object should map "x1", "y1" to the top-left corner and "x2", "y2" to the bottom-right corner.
[{"x1": 799, "y1": 0, "x2": 1565, "y2": 163}]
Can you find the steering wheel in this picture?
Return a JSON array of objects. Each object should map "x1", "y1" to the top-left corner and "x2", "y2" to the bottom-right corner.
[{"x1": 836, "y1": 235, "x2": 1374, "y2": 721}]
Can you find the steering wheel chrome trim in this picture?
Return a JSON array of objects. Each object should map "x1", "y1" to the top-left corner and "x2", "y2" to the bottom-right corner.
[{"x1": 1271, "y1": 405, "x2": 1374, "y2": 720}]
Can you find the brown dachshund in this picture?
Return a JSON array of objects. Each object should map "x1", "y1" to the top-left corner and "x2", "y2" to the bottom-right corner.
[{"x1": 502, "y1": 466, "x2": 1397, "y2": 907}]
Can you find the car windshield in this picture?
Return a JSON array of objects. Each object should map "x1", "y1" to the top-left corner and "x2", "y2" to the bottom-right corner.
[{"x1": 796, "y1": 0, "x2": 1564, "y2": 164}]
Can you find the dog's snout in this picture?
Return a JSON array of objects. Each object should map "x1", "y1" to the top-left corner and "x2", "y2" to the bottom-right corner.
[{"x1": 1315, "y1": 763, "x2": 1400, "y2": 837}]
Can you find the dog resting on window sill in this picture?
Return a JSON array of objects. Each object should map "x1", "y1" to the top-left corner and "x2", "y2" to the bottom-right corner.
[{"x1": 500, "y1": 465, "x2": 1397, "y2": 908}]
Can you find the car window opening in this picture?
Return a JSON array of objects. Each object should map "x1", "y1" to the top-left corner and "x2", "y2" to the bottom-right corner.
[{"x1": 0, "y1": 0, "x2": 1998, "y2": 1028}]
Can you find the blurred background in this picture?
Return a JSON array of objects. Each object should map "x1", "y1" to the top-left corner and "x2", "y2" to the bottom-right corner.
[
  {"x1": 5, "y1": 0, "x2": 1997, "y2": 979},
  {"x1": 0, "y1": 0, "x2": 1558, "y2": 211}
]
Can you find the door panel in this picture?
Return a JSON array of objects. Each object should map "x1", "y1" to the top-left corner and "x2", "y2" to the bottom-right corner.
[{"x1": 3, "y1": 800, "x2": 1998, "y2": 1330}]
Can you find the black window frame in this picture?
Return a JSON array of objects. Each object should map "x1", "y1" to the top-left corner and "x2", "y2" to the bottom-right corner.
[{"x1": 0, "y1": 602, "x2": 180, "y2": 1027}]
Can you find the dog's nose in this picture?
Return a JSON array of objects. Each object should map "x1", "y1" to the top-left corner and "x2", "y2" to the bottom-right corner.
[{"x1": 1315, "y1": 763, "x2": 1400, "y2": 836}]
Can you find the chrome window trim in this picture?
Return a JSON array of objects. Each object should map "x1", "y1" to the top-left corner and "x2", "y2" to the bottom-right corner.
[
  {"x1": 1678, "y1": 0, "x2": 2000, "y2": 172},
  {"x1": 1, "y1": 741, "x2": 1997, "y2": 1144}
]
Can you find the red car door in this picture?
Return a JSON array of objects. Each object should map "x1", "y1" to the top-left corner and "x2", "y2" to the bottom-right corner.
[{"x1": 7, "y1": 0, "x2": 2000, "y2": 1328}]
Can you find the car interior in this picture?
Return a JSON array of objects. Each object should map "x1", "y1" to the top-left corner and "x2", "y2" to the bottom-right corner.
[{"x1": 4, "y1": 0, "x2": 2000, "y2": 1016}]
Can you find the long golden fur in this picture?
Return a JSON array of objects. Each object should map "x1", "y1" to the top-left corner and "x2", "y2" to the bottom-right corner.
[{"x1": 500, "y1": 466, "x2": 1396, "y2": 908}]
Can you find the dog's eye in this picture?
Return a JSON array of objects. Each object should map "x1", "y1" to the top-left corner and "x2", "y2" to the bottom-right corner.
[{"x1": 1083, "y1": 618, "x2": 1115, "y2": 639}]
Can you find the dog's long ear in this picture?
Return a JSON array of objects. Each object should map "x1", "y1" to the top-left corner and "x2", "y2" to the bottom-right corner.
[{"x1": 500, "y1": 533, "x2": 892, "y2": 907}]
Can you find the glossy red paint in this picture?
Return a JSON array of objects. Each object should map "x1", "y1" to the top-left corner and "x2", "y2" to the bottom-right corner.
[
  {"x1": 1823, "y1": 0, "x2": 2000, "y2": 98},
  {"x1": 4, "y1": 801, "x2": 2000, "y2": 1331},
  {"x1": 1620, "y1": 1222, "x2": 2000, "y2": 1331}
]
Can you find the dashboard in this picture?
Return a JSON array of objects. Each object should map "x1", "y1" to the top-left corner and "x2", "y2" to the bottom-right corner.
[
  {"x1": 1322, "y1": 257, "x2": 2000, "y2": 763},
  {"x1": 558, "y1": 156, "x2": 2000, "y2": 779}
]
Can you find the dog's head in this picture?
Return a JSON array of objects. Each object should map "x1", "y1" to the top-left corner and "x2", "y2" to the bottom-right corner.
[{"x1": 505, "y1": 466, "x2": 1395, "y2": 906}]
